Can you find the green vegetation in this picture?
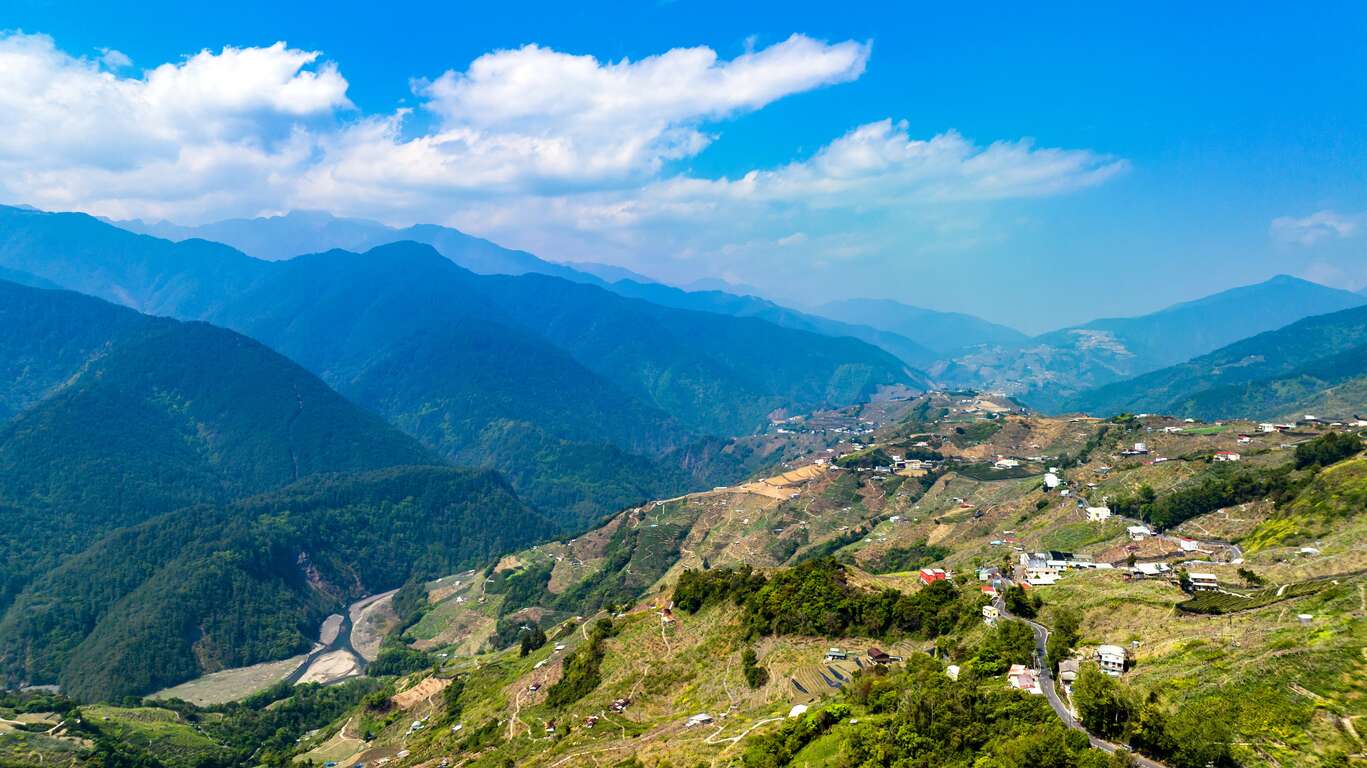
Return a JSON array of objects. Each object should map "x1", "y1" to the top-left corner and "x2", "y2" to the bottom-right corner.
[
  {"x1": 740, "y1": 703, "x2": 847, "y2": 767},
  {"x1": 740, "y1": 647, "x2": 768, "y2": 689},
  {"x1": 1111, "y1": 466, "x2": 1295, "y2": 531},
  {"x1": 1073, "y1": 662, "x2": 1238, "y2": 768},
  {"x1": 865, "y1": 542, "x2": 951, "y2": 574},
  {"x1": 1, "y1": 466, "x2": 551, "y2": 700},
  {"x1": 1177, "y1": 579, "x2": 1337, "y2": 614},
  {"x1": 1003, "y1": 584, "x2": 1041, "y2": 619},
  {"x1": 950, "y1": 420, "x2": 1003, "y2": 447},
  {"x1": 675, "y1": 559, "x2": 977, "y2": 642},
  {"x1": 834, "y1": 446, "x2": 894, "y2": 468},
  {"x1": 545, "y1": 618, "x2": 615, "y2": 707},
  {"x1": 1295, "y1": 430, "x2": 1362, "y2": 469},
  {"x1": 838, "y1": 654, "x2": 1124, "y2": 767}
]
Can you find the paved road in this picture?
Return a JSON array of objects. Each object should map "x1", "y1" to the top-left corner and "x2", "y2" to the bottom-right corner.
[{"x1": 996, "y1": 595, "x2": 1167, "y2": 768}]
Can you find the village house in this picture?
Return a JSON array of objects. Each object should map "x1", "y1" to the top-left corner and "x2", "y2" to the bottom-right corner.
[
  {"x1": 1127, "y1": 525, "x2": 1154, "y2": 541},
  {"x1": 918, "y1": 567, "x2": 948, "y2": 585},
  {"x1": 867, "y1": 647, "x2": 902, "y2": 665},
  {"x1": 994, "y1": 457, "x2": 1022, "y2": 469},
  {"x1": 1213, "y1": 451, "x2": 1241, "y2": 462},
  {"x1": 1086, "y1": 506, "x2": 1112, "y2": 522},
  {"x1": 1258, "y1": 423, "x2": 1278, "y2": 433},
  {"x1": 982, "y1": 604, "x2": 1000, "y2": 625},
  {"x1": 1188, "y1": 572, "x2": 1220, "y2": 591},
  {"x1": 1043, "y1": 472, "x2": 1063, "y2": 490},
  {"x1": 1096, "y1": 645, "x2": 1127, "y2": 676},
  {"x1": 685, "y1": 713, "x2": 714, "y2": 728},
  {"x1": 1007, "y1": 664, "x2": 1043, "y2": 695},
  {"x1": 1130, "y1": 562, "x2": 1171, "y2": 578},
  {"x1": 824, "y1": 647, "x2": 848, "y2": 661},
  {"x1": 1020, "y1": 553, "x2": 1062, "y2": 584},
  {"x1": 1058, "y1": 659, "x2": 1081, "y2": 689}
]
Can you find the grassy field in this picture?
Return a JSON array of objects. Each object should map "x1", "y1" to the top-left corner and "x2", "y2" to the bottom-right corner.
[{"x1": 81, "y1": 705, "x2": 229, "y2": 767}]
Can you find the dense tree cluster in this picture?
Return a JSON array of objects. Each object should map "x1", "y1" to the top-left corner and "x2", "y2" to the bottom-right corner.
[
  {"x1": 1110, "y1": 466, "x2": 1294, "y2": 531},
  {"x1": 674, "y1": 559, "x2": 975, "y2": 642},
  {"x1": 838, "y1": 655, "x2": 1128, "y2": 768},
  {"x1": 1073, "y1": 663, "x2": 1236, "y2": 768},
  {"x1": 1294, "y1": 431, "x2": 1362, "y2": 470}
]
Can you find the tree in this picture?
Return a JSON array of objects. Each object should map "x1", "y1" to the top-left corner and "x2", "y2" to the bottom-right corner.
[
  {"x1": 974, "y1": 619, "x2": 1036, "y2": 674},
  {"x1": 1046, "y1": 607, "x2": 1082, "y2": 671},
  {"x1": 1073, "y1": 663, "x2": 1136, "y2": 740},
  {"x1": 741, "y1": 647, "x2": 768, "y2": 689},
  {"x1": 518, "y1": 626, "x2": 547, "y2": 657},
  {"x1": 1294, "y1": 431, "x2": 1362, "y2": 470},
  {"x1": 1162, "y1": 698, "x2": 1235, "y2": 768},
  {"x1": 1004, "y1": 585, "x2": 1041, "y2": 618}
]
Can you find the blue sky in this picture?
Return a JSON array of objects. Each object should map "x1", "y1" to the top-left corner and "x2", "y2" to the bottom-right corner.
[{"x1": 4, "y1": 0, "x2": 1366, "y2": 331}]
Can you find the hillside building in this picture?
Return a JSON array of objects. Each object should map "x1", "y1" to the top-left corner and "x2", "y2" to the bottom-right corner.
[{"x1": 1096, "y1": 644, "x2": 1127, "y2": 676}]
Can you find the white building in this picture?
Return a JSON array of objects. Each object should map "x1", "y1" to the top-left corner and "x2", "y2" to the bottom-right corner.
[
  {"x1": 1127, "y1": 525, "x2": 1153, "y2": 540},
  {"x1": 994, "y1": 457, "x2": 1022, "y2": 469},
  {"x1": 982, "y1": 604, "x2": 1000, "y2": 625},
  {"x1": 1214, "y1": 451, "x2": 1241, "y2": 462},
  {"x1": 1131, "y1": 562, "x2": 1171, "y2": 578},
  {"x1": 1096, "y1": 645, "x2": 1127, "y2": 676},
  {"x1": 1020, "y1": 553, "x2": 1062, "y2": 582},
  {"x1": 1188, "y1": 572, "x2": 1220, "y2": 591},
  {"x1": 1258, "y1": 423, "x2": 1278, "y2": 433},
  {"x1": 1043, "y1": 473, "x2": 1062, "y2": 490},
  {"x1": 1086, "y1": 506, "x2": 1112, "y2": 522}
]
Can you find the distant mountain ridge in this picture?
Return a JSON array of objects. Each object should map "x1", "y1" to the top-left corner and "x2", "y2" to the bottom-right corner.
[
  {"x1": 0, "y1": 205, "x2": 922, "y2": 523},
  {"x1": 813, "y1": 297, "x2": 1029, "y2": 356},
  {"x1": 111, "y1": 209, "x2": 946, "y2": 368},
  {"x1": 938, "y1": 275, "x2": 1366, "y2": 409},
  {"x1": 603, "y1": 280, "x2": 939, "y2": 368},
  {"x1": 1063, "y1": 302, "x2": 1367, "y2": 419},
  {"x1": 116, "y1": 209, "x2": 605, "y2": 285}
]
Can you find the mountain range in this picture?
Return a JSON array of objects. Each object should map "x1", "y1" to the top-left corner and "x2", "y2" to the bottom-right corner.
[
  {"x1": 934, "y1": 274, "x2": 1366, "y2": 409},
  {"x1": 1063, "y1": 302, "x2": 1367, "y2": 420},
  {"x1": 0, "y1": 205, "x2": 921, "y2": 524}
]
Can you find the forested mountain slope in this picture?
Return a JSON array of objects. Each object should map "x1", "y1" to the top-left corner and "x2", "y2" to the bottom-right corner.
[
  {"x1": 0, "y1": 279, "x2": 438, "y2": 609},
  {"x1": 1, "y1": 466, "x2": 552, "y2": 700}
]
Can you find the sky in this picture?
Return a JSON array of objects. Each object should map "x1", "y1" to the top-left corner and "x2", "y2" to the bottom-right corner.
[{"x1": 3, "y1": 1, "x2": 1365, "y2": 332}]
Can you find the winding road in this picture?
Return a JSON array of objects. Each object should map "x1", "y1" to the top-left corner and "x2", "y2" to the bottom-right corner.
[{"x1": 995, "y1": 595, "x2": 1167, "y2": 768}]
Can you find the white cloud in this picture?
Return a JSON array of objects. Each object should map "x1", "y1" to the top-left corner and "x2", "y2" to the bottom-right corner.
[
  {"x1": 0, "y1": 30, "x2": 1126, "y2": 280},
  {"x1": 646, "y1": 121, "x2": 1125, "y2": 208},
  {"x1": 98, "y1": 48, "x2": 131, "y2": 70},
  {"x1": 1271, "y1": 209, "x2": 1363, "y2": 246},
  {"x1": 0, "y1": 33, "x2": 348, "y2": 219}
]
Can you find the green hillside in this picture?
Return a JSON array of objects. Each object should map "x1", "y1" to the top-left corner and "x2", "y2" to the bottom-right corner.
[
  {"x1": 0, "y1": 280, "x2": 438, "y2": 609},
  {"x1": 42, "y1": 466, "x2": 551, "y2": 701}
]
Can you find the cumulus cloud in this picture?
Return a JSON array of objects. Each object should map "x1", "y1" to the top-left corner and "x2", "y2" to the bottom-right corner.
[
  {"x1": 0, "y1": 30, "x2": 1126, "y2": 275},
  {"x1": 1271, "y1": 210, "x2": 1364, "y2": 246},
  {"x1": 0, "y1": 33, "x2": 348, "y2": 219},
  {"x1": 415, "y1": 34, "x2": 869, "y2": 182}
]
